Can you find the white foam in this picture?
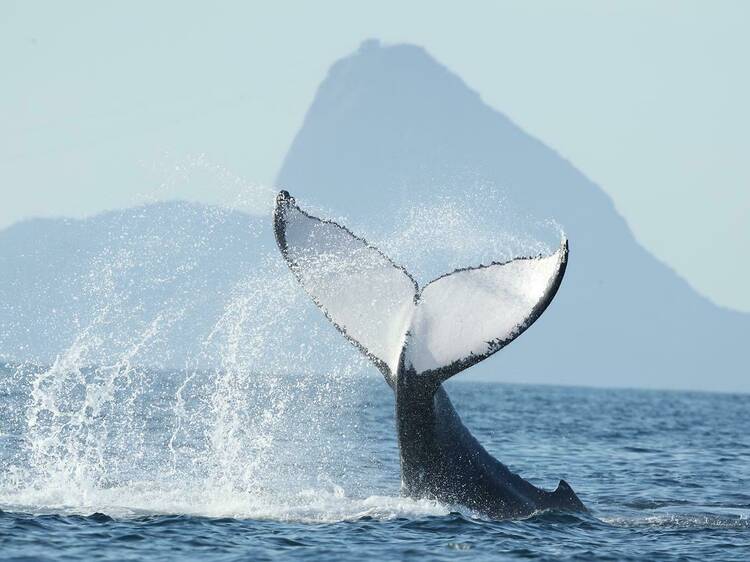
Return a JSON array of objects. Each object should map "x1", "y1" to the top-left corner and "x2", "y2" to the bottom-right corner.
[{"x1": 0, "y1": 482, "x2": 451, "y2": 523}]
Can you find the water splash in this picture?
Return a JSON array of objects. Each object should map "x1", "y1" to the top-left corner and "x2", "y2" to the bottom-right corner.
[{"x1": 0, "y1": 173, "x2": 559, "y2": 521}]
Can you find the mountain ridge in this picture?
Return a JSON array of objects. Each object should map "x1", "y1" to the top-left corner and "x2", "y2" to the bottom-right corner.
[
  {"x1": 0, "y1": 40, "x2": 746, "y2": 392},
  {"x1": 276, "y1": 40, "x2": 749, "y2": 392}
]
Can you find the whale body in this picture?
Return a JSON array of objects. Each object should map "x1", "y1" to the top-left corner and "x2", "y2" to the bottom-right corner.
[{"x1": 273, "y1": 191, "x2": 585, "y2": 519}]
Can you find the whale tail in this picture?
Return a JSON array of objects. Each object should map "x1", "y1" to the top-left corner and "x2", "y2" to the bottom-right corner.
[{"x1": 273, "y1": 191, "x2": 568, "y2": 389}]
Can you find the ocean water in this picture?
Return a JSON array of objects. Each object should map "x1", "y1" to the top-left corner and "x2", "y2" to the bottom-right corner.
[
  {"x1": 0, "y1": 363, "x2": 748, "y2": 561},
  {"x1": 0, "y1": 190, "x2": 748, "y2": 559}
]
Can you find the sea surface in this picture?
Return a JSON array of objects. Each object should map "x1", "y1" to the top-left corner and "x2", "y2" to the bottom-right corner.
[{"x1": 0, "y1": 363, "x2": 748, "y2": 561}]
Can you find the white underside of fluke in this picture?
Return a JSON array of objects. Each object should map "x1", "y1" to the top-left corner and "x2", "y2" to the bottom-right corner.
[
  {"x1": 274, "y1": 191, "x2": 567, "y2": 383},
  {"x1": 406, "y1": 252, "x2": 564, "y2": 374}
]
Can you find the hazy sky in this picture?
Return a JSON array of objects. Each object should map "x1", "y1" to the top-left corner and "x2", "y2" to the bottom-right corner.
[{"x1": 1, "y1": 1, "x2": 748, "y2": 311}]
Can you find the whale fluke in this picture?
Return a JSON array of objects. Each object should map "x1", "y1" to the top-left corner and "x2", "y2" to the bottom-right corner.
[
  {"x1": 274, "y1": 190, "x2": 418, "y2": 385},
  {"x1": 273, "y1": 190, "x2": 568, "y2": 388}
]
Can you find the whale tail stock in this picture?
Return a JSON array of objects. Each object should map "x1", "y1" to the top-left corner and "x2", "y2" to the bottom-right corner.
[{"x1": 273, "y1": 190, "x2": 568, "y2": 391}]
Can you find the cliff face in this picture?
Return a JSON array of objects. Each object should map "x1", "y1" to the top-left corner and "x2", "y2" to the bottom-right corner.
[{"x1": 277, "y1": 41, "x2": 748, "y2": 392}]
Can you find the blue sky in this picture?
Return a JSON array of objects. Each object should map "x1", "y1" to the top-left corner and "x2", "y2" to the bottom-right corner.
[{"x1": 1, "y1": 1, "x2": 748, "y2": 311}]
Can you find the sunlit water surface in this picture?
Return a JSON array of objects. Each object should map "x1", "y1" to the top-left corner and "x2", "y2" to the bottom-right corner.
[{"x1": 1, "y1": 364, "x2": 748, "y2": 561}]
